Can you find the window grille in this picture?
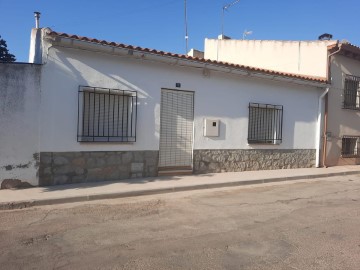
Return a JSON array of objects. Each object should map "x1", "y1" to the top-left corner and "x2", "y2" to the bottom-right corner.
[
  {"x1": 77, "y1": 86, "x2": 137, "y2": 142},
  {"x1": 248, "y1": 103, "x2": 283, "y2": 144},
  {"x1": 343, "y1": 75, "x2": 360, "y2": 110},
  {"x1": 341, "y1": 136, "x2": 360, "y2": 157}
]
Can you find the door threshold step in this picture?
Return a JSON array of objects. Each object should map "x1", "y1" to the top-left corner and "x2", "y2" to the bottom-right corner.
[
  {"x1": 158, "y1": 169, "x2": 193, "y2": 176},
  {"x1": 158, "y1": 166, "x2": 192, "y2": 171}
]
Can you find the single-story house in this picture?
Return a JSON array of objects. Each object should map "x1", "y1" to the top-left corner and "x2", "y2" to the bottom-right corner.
[{"x1": 0, "y1": 26, "x2": 329, "y2": 188}]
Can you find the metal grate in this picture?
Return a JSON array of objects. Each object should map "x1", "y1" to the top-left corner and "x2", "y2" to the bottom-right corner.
[
  {"x1": 343, "y1": 75, "x2": 360, "y2": 110},
  {"x1": 77, "y1": 86, "x2": 137, "y2": 142},
  {"x1": 341, "y1": 136, "x2": 360, "y2": 157},
  {"x1": 159, "y1": 89, "x2": 194, "y2": 168},
  {"x1": 248, "y1": 103, "x2": 283, "y2": 144}
]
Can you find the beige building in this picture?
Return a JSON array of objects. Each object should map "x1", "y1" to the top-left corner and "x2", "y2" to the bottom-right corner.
[
  {"x1": 204, "y1": 38, "x2": 360, "y2": 167},
  {"x1": 327, "y1": 43, "x2": 360, "y2": 166}
]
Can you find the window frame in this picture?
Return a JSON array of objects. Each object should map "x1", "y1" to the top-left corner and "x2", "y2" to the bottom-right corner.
[
  {"x1": 341, "y1": 136, "x2": 360, "y2": 157},
  {"x1": 77, "y1": 86, "x2": 137, "y2": 143},
  {"x1": 343, "y1": 74, "x2": 360, "y2": 111},
  {"x1": 247, "y1": 102, "x2": 283, "y2": 145}
]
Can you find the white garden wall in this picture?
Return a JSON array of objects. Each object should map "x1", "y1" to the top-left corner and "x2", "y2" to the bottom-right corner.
[{"x1": 0, "y1": 63, "x2": 41, "y2": 188}]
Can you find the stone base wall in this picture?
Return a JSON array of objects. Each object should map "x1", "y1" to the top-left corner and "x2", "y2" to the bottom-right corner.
[
  {"x1": 39, "y1": 151, "x2": 159, "y2": 186},
  {"x1": 193, "y1": 149, "x2": 315, "y2": 174}
]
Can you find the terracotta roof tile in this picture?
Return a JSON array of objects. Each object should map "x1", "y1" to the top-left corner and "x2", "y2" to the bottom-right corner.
[
  {"x1": 328, "y1": 42, "x2": 360, "y2": 59},
  {"x1": 47, "y1": 30, "x2": 327, "y2": 84}
]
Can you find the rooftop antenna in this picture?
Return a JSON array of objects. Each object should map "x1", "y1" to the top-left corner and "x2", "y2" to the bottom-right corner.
[
  {"x1": 243, "y1": 30, "x2": 252, "y2": 39},
  {"x1": 221, "y1": 0, "x2": 241, "y2": 37},
  {"x1": 184, "y1": 0, "x2": 189, "y2": 54}
]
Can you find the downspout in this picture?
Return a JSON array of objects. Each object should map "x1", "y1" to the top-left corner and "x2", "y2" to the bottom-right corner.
[
  {"x1": 316, "y1": 87, "x2": 329, "y2": 167},
  {"x1": 327, "y1": 42, "x2": 341, "y2": 81},
  {"x1": 321, "y1": 42, "x2": 342, "y2": 167},
  {"x1": 322, "y1": 93, "x2": 328, "y2": 167}
]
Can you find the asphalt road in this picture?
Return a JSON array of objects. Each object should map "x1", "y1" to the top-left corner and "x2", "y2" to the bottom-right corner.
[{"x1": 1, "y1": 175, "x2": 360, "y2": 270}]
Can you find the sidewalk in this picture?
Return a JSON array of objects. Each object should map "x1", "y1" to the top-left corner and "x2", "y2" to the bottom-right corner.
[{"x1": 1, "y1": 166, "x2": 360, "y2": 210}]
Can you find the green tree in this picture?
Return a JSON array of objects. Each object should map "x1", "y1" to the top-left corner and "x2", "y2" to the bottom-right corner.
[{"x1": 0, "y1": 35, "x2": 16, "y2": 62}]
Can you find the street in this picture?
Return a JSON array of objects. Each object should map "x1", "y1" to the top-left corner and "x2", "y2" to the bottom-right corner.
[{"x1": 1, "y1": 175, "x2": 360, "y2": 270}]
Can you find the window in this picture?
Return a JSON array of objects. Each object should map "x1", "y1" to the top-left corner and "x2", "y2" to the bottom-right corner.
[
  {"x1": 341, "y1": 136, "x2": 360, "y2": 157},
  {"x1": 77, "y1": 86, "x2": 137, "y2": 142},
  {"x1": 343, "y1": 75, "x2": 360, "y2": 110},
  {"x1": 248, "y1": 103, "x2": 283, "y2": 144}
]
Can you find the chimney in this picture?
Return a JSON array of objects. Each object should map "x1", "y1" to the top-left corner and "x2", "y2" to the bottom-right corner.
[
  {"x1": 34, "y1": 12, "x2": 41, "y2": 28},
  {"x1": 28, "y1": 12, "x2": 43, "y2": 64},
  {"x1": 218, "y1": 34, "x2": 231, "y2": 40},
  {"x1": 187, "y1": 49, "x2": 204, "y2": 58}
]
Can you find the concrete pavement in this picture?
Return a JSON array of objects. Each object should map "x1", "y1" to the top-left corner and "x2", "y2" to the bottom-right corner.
[
  {"x1": 1, "y1": 174, "x2": 360, "y2": 269},
  {"x1": 1, "y1": 165, "x2": 360, "y2": 210}
]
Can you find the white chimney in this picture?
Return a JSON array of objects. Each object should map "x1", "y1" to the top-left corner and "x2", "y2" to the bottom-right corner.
[
  {"x1": 218, "y1": 34, "x2": 231, "y2": 40},
  {"x1": 29, "y1": 12, "x2": 43, "y2": 64},
  {"x1": 34, "y1": 12, "x2": 41, "y2": 28}
]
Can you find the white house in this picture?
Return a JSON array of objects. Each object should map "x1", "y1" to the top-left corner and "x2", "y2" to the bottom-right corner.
[
  {"x1": 205, "y1": 37, "x2": 360, "y2": 167},
  {"x1": 0, "y1": 27, "x2": 328, "y2": 188}
]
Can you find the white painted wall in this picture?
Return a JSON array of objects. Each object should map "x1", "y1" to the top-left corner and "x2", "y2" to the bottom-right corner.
[
  {"x1": 0, "y1": 63, "x2": 41, "y2": 187},
  {"x1": 40, "y1": 44, "x2": 321, "y2": 153},
  {"x1": 204, "y1": 39, "x2": 336, "y2": 78},
  {"x1": 326, "y1": 55, "x2": 360, "y2": 165},
  {"x1": 193, "y1": 72, "x2": 320, "y2": 150}
]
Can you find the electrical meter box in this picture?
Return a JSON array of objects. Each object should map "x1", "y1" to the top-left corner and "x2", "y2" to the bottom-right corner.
[{"x1": 204, "y1": 119, "x2": 219, "y2": 137}]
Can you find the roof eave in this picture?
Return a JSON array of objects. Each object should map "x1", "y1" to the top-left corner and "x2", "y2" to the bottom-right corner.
[
  {"x1": 328, "y1": 43, "x2": 360, "y2": 61},
  {"x1": 45, "y1": 34, "x2": 328, "y2": 88}
]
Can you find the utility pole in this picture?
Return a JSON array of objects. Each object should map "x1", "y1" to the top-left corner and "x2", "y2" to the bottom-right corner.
[
  {"x1": 221, "y1": 0, "x2": 241, "y2": 37},
  {"x1": 184, "y1": 0, "x2": 189, "y2": 54}
]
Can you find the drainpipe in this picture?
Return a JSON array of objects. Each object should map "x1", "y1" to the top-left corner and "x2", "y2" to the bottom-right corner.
[
  {"x1": 327, "y1": 42, "x2": 341, "y2": 83},
  {"x1": 322, "y1": 93, "x2": 329, "y2": 167},
  {"x1": 316, "y1": 87, "x2": 329, "y2": 167},
  {"x1": 321, "y1": 42, "x2": 342, "y2": 167}
]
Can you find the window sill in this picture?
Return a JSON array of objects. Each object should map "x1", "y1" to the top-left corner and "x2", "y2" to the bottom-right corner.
[
  {"x1": 77, "y1": 137, "x2": 136, "y2": 143},
  {"x1": 342, "y1": 107, "x2": 360, "y2": 111},
  {"x1": 341, "y1": 155, "x2": 360, "y2": 158},
  {"x1": 247, "y1": 141, "x2": 282, "y2": 146}
]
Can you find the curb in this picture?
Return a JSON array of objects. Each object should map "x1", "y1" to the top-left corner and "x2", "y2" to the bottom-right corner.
[{"x1": 1, "y1": 170, "x2": 359, "y2": 211}]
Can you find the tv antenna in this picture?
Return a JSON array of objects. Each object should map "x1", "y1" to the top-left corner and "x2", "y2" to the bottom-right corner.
[
  {"x1": 221, "y1": 0, "x2": 241, "y2": 36},
  {"x1": 243, "y1": 30, "x2": 253, "y2": 39}
]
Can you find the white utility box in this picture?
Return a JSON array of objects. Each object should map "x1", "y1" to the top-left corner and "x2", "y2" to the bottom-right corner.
[{"x1": 204, "y1": 119, "x2": 219, "y2": 137}]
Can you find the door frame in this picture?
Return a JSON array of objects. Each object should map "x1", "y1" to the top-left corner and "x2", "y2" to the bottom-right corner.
[{"x1": 158, "y1": 88, "x2": 195, "y2": 170}]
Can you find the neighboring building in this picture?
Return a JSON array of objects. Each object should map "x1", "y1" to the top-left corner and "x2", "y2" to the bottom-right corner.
[
  {"x1": 327, "y1": 43, "x2": 360, "y2": 166},
  {"x1": 0, "y1": 27, "x2": 328, "y2": 188},
  {"x1": 204, "y1": 39, "x2": 336, "y2": 78},
  {"x1": 205, "y1": 37, "x2": 360, "y2": 166}
]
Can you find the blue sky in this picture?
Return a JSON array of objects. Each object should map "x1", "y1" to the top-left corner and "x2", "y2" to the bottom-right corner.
[{"x1": 1, "y1": 0, "x2": 359, "y2": 62}]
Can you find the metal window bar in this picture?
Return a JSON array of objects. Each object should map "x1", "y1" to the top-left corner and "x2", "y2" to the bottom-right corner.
[
  {"x1": 247, "y1": 103, "x2": 283, "y2": 144},
  {"x1": 341, "y1": 136, "x2": 360, "y2": 157},
  {"x1": 343, "y1": 75, "x2": 360, "y2": 110},
  {"x1": 77, "y1": 86, "x2": 137, "y2": 142}
]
